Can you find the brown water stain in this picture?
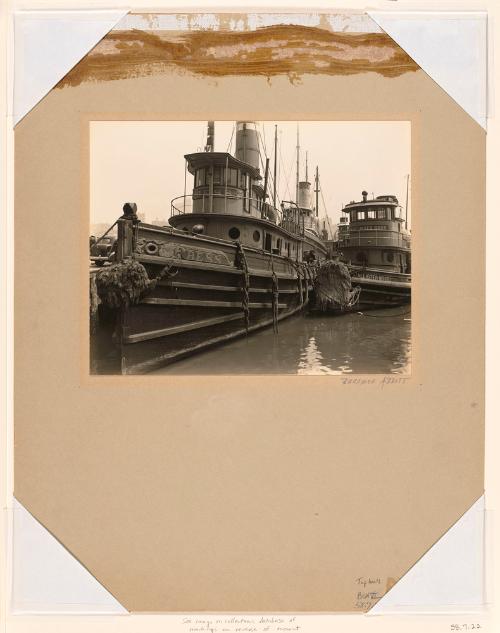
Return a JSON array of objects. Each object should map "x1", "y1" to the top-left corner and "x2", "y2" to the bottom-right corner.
[{"x1": 58, "y1": 24, "x2": 419, "y2": 89}]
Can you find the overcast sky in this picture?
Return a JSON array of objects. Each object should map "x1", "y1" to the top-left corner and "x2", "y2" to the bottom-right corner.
[{"x1": 90, "y1": 120, "x2": 411, "y2": 231}]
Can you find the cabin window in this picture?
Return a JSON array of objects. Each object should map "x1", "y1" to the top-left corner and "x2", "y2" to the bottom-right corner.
[
  {"x1": 213, "y1": 166, "x2": 222, "y2": 185},
  {"x1": 385, "y1": 251, "x2": 395, "y2": 263},
  {"x1": 376, "y1": 209, "x2": 386, "y2": 219},
  {"x1": 244, "y1": 174, "x2": 251, "y2": 212},
  {"x1": 253, "y1": 230, "x2": 261, "y2": 242},
  {"x1": 195, "y1": 168, "x2": 205, "y2": 187},
  {"x1": 228, "y1": 227, "x2": 240, "y2": 240},
  {"x1": 367, "y1": 210, "x2": 376, "y2": 219},
  {"x1": 287, "y1": 242, "x2": 291, "y2": 257},
  {"x1": 264, "y1": 233, "x2": 272, "y2": 252},
  {"x1": 357, "y1": 211, "x2": 366, "y2": 220},
  {"x1": 228, "y1": 168, "x2": 238, "y2": 187},
  {"x1": 356, "y1": 251, "x2": 367, "y2": 264},
  {"x1": 277, "y1": 238, "x2": 282, "y2": 253},
  {"x1": 239, "y1": 171, "x2": 246, "y2": 188}
]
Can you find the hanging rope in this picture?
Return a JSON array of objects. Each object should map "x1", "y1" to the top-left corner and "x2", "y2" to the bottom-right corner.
[
  {"x1": 270, "y1": 254, "x2": 279, "y2": 333},
  {"x1": 91, "y1": 218, "x2": 120, "y2": 250},
  {"x1": 296, "y1": 263, "x2": 304, "y2": 305},
  {"x1": 284, "y1": 257, "x2": 304, "y2": 307},
  {"x1": 234, "y1": 242, "x2": 250, "y2": 333}
]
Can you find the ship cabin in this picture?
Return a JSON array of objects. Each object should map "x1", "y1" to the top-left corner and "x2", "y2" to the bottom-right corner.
[
  {"x1": 169, "y1": 121, "x2": 306, "y2": 260},
  {"x1": 336, "y1": 191, "x2": 411, "y2": 273}
]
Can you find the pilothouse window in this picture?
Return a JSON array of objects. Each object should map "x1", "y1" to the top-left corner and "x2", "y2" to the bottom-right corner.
[
  {"x1": 195, "y1": 168, "x2": 205, "y2": 187},
  {"x1": 213, "y1": 166, "x2": 222, "y2": 185},
  {"x1": 228, "y1": 168, "x2": 238, "y2": 187}
]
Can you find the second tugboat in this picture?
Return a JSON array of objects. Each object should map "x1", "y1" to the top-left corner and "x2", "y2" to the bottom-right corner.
[
  {"x1": 91, "y1": 121, "x2": 327, "y2": 374},
  {"x1": 315, "y1": 189, "x2": 411, "y2": 312}
]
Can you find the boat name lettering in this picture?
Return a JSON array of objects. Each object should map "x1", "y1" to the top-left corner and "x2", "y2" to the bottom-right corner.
[{"x1": 136, "y1": 239, "x2": 231, "y2": 266}]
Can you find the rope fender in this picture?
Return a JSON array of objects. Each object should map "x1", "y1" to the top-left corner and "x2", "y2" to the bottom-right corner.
[
  {"x1": 270, "y1": 254, "x2": 279, "y2": 333},
  {"x1": 234, "y1": 242, "x2": 250, "y2": 333},
  {"x1": 95, "y1": 258, "x2": 178, "y2": 308}
]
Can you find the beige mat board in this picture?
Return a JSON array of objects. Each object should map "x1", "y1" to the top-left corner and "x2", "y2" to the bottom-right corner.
[{"x1": 14, "y1": 14, "x2": 485, "y2": 612}]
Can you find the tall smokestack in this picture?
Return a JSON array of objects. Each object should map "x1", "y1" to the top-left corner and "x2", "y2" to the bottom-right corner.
[
  {"x1": 298, "y1": 181, "x2": 312, "y2": 210},
  {"x1": 235, "y1": 121, "x2": 260, "y2": 169}
]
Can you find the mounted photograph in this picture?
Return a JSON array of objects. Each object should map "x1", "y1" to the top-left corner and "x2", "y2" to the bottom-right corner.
[{"x1": 89, "y1": 119, "x2": 411, "y2": 375}]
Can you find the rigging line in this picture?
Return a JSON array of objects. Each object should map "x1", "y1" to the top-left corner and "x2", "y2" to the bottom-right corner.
[
  {"x1": 319, "y1": 186, "x2": 334, "y2": 237},
  {"x1": 256, "y1": 130, "x2": 279, "y2": 216},
  {"x1": 258, "y1": 126, "x2": 279, "y2": 205},
  {"x1": 264, "y1": 124, "x2": 283, "y2": 209},
  {"x1": 259, "y1": 125, "x2": 278, "y2": 200},
  {"x1": 278, "y1": 138, "x2": 294, "y2": 202},
  {"x1": 260, "y1": 122, "x2": 269, "y2": 161},
  {"x1": 226, "y1": 123, "x2": 235, "y2": 153},
  {"x1": 256, "y1": 129, "x2": 268, "y2": 175},
  {"x1": 257, "y1": 128, "x2": 281, "y2": 212}
]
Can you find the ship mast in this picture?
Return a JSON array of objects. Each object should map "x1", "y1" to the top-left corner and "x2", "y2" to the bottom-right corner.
[
  {"x1": 273, "y1": 124, "x2": 278, "y2": 208},
  {"x1": 205, "y1": 121, "x2": 214, "y2": 152},
  {"x1": 405, "y1": 173, "x2": 409, "y2": 229},
  {"x1": 315, "y1": 166, "x2": 319, "y2": 218},
  {"x1": 295, "y1": 124, "x2": 300, "y2": 205},
  {"x1": 263, "y1": 157, "x2": 270, "y2": 204}
]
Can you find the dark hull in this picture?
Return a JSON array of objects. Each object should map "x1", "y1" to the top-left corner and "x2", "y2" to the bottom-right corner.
[
  {"x1": 352, "y1": 275, "x2": 411, "y2": 311},
  {"x1": 309, "y1": 267, "x2": 410, "y2": 315},
  {"x1": 91, "y1": 225, "x2": 311, "y2": 374}
]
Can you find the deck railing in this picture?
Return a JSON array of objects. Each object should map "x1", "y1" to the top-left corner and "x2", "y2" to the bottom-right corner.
[
  {"x1": 349, "y1": 265, "x2": 411, "y2": 283},
  {"x1": 170, "y1": 194, "x2": 306, "y2": 237},
  {"x1": 337, "y1": 232, "x2": 411, "y2": 249},
  {"x1": 171, "y1": 193, "x2": 273, "y2": 218}
]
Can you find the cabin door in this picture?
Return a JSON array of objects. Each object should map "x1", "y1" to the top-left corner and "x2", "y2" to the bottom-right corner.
[{"x1": 264, "y1": 233, "x2": 272, "y2": 252}]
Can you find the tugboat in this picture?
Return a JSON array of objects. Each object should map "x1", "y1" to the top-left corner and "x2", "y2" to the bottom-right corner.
[
  {"x1": 90, "y1": 121, "x2": 327, "y2": 374},
  {"x1": 314, "y1": 190, "x2": 411, "y2": 312}
]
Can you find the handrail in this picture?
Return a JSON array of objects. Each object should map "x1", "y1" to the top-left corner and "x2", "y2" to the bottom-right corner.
[
  {"x1": 336, "y1": 235, "x2": 411, "y2": 248},
  {"x1": 170, "y1": 192, "x2": 277, "y2": 217},
  {"x1": 349, "y1": 264, "x2": 411, "y2": 281}
]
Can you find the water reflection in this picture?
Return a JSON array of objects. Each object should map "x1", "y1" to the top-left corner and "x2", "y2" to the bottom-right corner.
[{"x1": 153, "y1": 307, "x2": 411, "y2": 375}]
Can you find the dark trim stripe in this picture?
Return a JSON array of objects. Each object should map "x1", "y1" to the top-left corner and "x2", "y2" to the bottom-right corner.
[
  {"x1": 140, "y1": 298, "x2": 287, "y2": 309},
  {"x1": 160, "y1": 280, "x2": 299, "y2": 295},
  {"x1": 124, "y1": 312, "x2": 243, "y2": 344},
  {"x1": 137, "y1": 254, "x2": 298, "y2": 280}
]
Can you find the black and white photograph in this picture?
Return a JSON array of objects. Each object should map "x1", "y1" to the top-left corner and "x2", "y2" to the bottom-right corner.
[{"x1": 89, "y1": 120, "x2": 411, "y2": 375}]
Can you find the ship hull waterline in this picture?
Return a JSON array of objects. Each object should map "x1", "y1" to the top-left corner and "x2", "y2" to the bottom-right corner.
[{"x1": 91, "y1": 227, "x2": 313, "y2": 375}]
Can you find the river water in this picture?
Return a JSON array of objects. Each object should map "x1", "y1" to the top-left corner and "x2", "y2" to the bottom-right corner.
[{"x1": 153, "y1": 307, "x2": 411, "y2": 375}]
